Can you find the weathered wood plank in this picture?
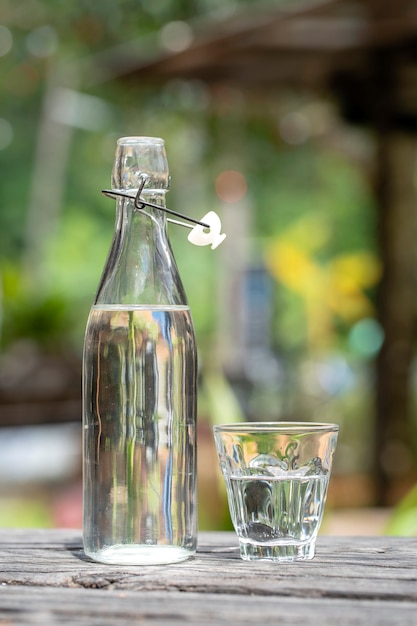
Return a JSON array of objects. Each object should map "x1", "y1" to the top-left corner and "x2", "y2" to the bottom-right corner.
[
  {"x1": 0, "y1": 587, "x2": 416, "y2": 626},
  {"x1": 0, "y1": 530, "x2": 416, "y2": 625},
  {"x1": 1, "y1": 531, "x2": 417, "y2": 599}
]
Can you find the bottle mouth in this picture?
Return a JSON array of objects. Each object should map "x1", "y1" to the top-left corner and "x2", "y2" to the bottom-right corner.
[{"x1": 112, "y1": 136, "x2": 169, "y2": 191}]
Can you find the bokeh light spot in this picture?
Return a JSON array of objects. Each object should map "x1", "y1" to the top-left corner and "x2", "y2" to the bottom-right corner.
[
  {"x1": 215, "y1": 170, "x2": 247, "y2": 204},
  {"x1": 159, "y1": 21, "x2": 193, "y2": 52},
  {"x1": 0, "y1": 26, "x2": 13, "y2": 57},
  {"x1": 348, "y1": 318, "x2": 384, "y2": 357},
  {"x1": 26, "y1": 25, "x2": 58, "y2": 58},
  {"x1": 279, "y1": 111, "x2": 310, "y2": 145}
]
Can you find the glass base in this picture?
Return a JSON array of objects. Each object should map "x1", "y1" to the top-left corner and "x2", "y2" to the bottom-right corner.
[
  {"x1": 85, "y1": 544, "x2": 195, "y2": 566},
  {"x1": 239, "y1": 539, "x2": 316, "y2": 562}
]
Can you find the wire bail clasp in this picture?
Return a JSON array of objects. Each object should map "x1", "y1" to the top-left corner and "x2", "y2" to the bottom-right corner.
[
  {"x1": 133, "y1": 172, "x2": 149, "y2": 211},
  {"x1": 102, "y1": 171, "x2": 226, "y2": 249}
]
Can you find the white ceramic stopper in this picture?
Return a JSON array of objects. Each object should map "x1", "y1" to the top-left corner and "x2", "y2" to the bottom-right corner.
[{"x1": 187, "y1": 211, "x2": 226, "y2": 249}]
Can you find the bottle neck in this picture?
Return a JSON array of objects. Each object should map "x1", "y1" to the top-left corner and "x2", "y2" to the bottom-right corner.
[
  {"x1": 117, "y1": 190, "x2": 168, "y2": 232},
  {"x1": 95, "y1": 190, "x2": 187, "y2": 307}
]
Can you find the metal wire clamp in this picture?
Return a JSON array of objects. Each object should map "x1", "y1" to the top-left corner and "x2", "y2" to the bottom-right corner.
[{"x1": 102, "y1": 175, "x2": 210, "y2": 230}]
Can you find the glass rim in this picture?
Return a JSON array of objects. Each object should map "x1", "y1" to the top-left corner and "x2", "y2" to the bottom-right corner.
[
  {"x1": 117, "y1": 136, "x2": 164, "y2": 146},
  {"x1": 213, "y1": 421, "x2": 339, "y2": 434}
]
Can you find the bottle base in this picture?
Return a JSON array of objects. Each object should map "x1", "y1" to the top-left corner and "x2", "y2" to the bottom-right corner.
[{"x1": 85, "y1": 544, "x2": 195, "y2": 566}]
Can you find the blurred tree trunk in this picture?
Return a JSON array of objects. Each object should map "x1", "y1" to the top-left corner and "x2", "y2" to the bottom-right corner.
[
  {"x1": 374, "y1": 128, "x2": 417, "y2": 505},
  {"x1": 365, "y1": 0, "x2": 417, "y2": 508},
  {"x1": 24, "y1": 62, "x2": 77, "y2": 281}
]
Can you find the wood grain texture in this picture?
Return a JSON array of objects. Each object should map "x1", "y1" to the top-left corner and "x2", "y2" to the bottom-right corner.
[{"x1": 0, "y1": 530, "x2": 416, "y2": 625}]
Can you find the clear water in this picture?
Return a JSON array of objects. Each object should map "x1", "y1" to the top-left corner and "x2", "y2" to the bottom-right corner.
[
  {"x1": 227, "y1": 469, "x2": 328, "y2": 560},
  {"x1": 82, "y1": 305, "x2": 197, "y2": 565}
]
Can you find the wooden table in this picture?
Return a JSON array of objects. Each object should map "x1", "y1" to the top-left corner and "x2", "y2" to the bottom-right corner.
[{"x1": 0, "y1": 529, "x2": 416, "y2": 625}]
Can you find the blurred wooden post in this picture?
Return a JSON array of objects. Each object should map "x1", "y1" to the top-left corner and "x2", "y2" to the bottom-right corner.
[
  {"x1": 374, "y1": 130, "x2": 417, "y2": 504},
  {"x1": 372, "y1": 43, "x2": 417, "y2": 504}
]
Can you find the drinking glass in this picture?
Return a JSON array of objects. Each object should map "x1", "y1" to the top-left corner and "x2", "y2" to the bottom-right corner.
[{"x1": 213, "y1": 422, "x2": 338, "y2": 562}]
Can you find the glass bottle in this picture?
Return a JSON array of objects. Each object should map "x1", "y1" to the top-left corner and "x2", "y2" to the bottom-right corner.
[{"x1": 82, "y1": 136, "x2": 197, "y2": 565}]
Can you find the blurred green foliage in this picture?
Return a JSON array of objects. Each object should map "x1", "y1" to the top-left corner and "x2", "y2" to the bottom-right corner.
[
  {"x1": 1, "y1": 263, "x2": 71, "y2": 350},
  {"x1": 0, "y1": 0, "x2": 381, "y2": 443},
  {"x1": 0, "y1": 0, "x2": 401, "y2": 530},
  {"x1": 385, "y1": 484, "x2": 417, "y2": 536}
]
